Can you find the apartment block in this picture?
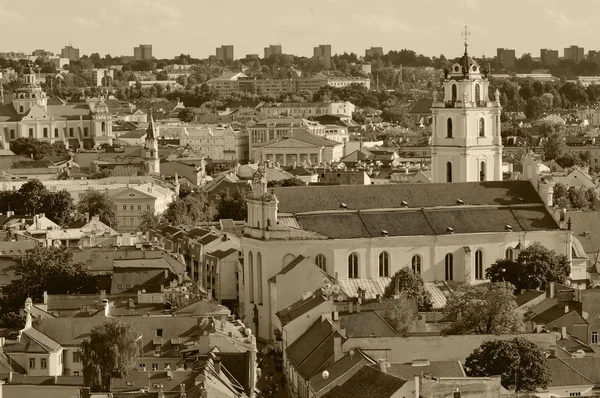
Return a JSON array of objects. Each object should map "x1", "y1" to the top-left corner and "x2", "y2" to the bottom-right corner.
[
  {"x1": 313, "y1": 44, "x2": 332, "y2": 67},
  {"x1": 365, "y1": 47, "x2": 383, "y2": 58},
  {"x1": 564, "y1": 45, "x2": 584, "y2": 63},
  {"x1": 134, "y1": 44, "x2": 152, "y2": 61},
  {"x1": 91, "y1": 69, "x2": 114, "y2": 87},
  {"x1": 60, "y1": 45, "x2": 79, "y2": 61},
  {"x1": 216, "y1": 45, "x2": 234, "y2": 62},
  {"x1": 540, "y1": 49, "x2": 559, "y2": 66},
  {"x1": 496, "y1": 48, "x2": 516, "y2": 69},
  {"x1": 264, "y1": 44, "x2": 282, "y2": 59}
]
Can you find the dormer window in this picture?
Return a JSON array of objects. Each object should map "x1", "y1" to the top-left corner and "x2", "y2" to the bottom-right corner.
[{"x1": 156, "y1": 329, "x2": 163, "y2": 337}]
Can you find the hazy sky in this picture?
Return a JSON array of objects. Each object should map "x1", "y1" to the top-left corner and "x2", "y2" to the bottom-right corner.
[{"x1": 0, "y1": 0, "x2": 598, "y2": 60}]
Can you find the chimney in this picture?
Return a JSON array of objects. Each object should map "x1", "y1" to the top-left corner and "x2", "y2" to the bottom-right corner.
[
  {"x1": 332, "y1": 312, "x2": 340, "y2": 332},
  {"x1": 565, "y1": 304, "x2": 569, "y2": 313},
  {"x1": 24, "y1": 310, "x2": 32, "y2": 329},
  {"x1": 8, "y1": 371, "x2": 12, "y2": 384},
  {"x1": 334, "y1": 334, "x2": 343, "y2": 362},
  {"x1": 214, "y1": 356, "x2": 221, "y2": 374},
  {"x1": 561, "y1": 326, "x2": 567, "y2": 340},
  {"x1": 414, "y1": 376, "x2": 420, "y2": 398},
  {"x1": 549, "y1": 282, "x2": 556, "y2": 299},
  {"x1": 43, "y1": 291, "x2": 48, "y2": 304},
  {"x1": 454, "y1": 389, "x2": 461, "y2": 398},
  {"x1": 378, "y1": 358, "x2": 387, "y2": 373},
  {"x1": 356, "y1": 297, "x2": 361, "y2": 313},
  {"x1": 180, "y1": 383, "x2": 186, "y2": 398},
  {"x1": 103, "y1": 299, "x2": 109, "y2": 317}
]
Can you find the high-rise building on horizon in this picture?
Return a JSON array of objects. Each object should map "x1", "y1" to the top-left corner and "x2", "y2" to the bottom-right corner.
[
  {"x1": 61, "y1": 45, "x2": 79, "y2": 61},
  {"x1": 216, "y1": 45, "x2": 234, "y2": 62},
  {"x1": 365, "y1": 47, "x2": 383, "y2": 58},
  {"x1": 564, "y1": 45, "x2": 584, "y2": 63},
  {"x1": 134, "y1": 44, "x2": 153, "y2": 61},
  {"x1": 496, "y1": 48, "x2": 515, "y2": 69},
  {"x1": 540, "y1": 49, "x2": 559, "y2": 66},
  {"x1": 264, "y1": 44, "x2": 282, "y2": 59},
  {"x1": 313, "y1": 44, "x2": 332, "y2": 67}
]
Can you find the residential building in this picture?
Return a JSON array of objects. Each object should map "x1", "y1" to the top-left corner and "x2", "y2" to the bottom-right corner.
[
  {"x1": 259, "y1": 102, "x2": 356, "y2": 118},
  {"x1": 540, "y1": 49, "x2": 559, "y2": 66},
  {"x1": 206, "y1": 71, "x2": 248, "y2": 97},
  {"x1": 216, "y1": 45, "x2": 234, "y2": 62},
  {"x1": 127, "y1": 80, "x2": 182, "y2": 89},
  {"x1": 326, "y1": 77, "x2": 371, "y2": 90},
  {"x1": 496, "y1": 48, "x2": 516, "y2": 68},
  {"x1": 32, "y1": 49, "x2": 53, "y2": 57},
  {"x1": 178, "y1": 124, "x2": 249, "y2": 162},
  {"x1": 91, "y1": 68, "x2": 114, "y2": 87},
  {"x1": 133, "y1": 44, "x2": 152, "y2": 61},
  {"x1": 111, "y1": 183, "x2": 175, "y2": 232},
  {"x1": 313, "y1": 45, "x2": 332, "y2": 67},
  {"x1": 431, "y1": 49, "x2": 502, "y2": 183},
  {"x1": 577, "y1": 76, "x2": 600, "y2": 87},
  {"x1": 0, "y1": 64, "x2": 114, "y2": 150},
  {"x1": 264, "y1": 44, "x2": 282, "y2": 59},
  {"x1": 247, "y1": 118, "x2": 326, "y2": 154},
  {"x1": 589, "y1": 50, "x2": 600, "y2": 66},
  {"x1": 205, "y1": 248, "x2": 240, "y2": 306},
  {"x1": 60, "y1": 45, "x2": 79, "y2": 61},
  {"x1": 365, "y1": 47, "x2": 383, "y2": 58},
  {"x1": 245, "y1": 54, "x2": 259, "y2": 61},
  {"x1": 564, "y1": 45, "x2": 585, "y2": 63}
]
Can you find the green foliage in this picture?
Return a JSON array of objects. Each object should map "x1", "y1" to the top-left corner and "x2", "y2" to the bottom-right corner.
[
  {"x1": 267, "y1": 178, "x2": 305, "y2": 188},
  {"x1": 10, "y1": 137, "x2": 69, "y2": 160},
  {"x1": 178, "y1": 108, "x2": 196, "y2": 123},
  {"x1": 541, "y1": 125, "x2": 566, "y2": 161},
  {"x1": 383, "y1": 267, "x2": 433, "y2": 311},
  {"x1": 383, "y1": 298, "x2": 416, "y2": 335},
  {"x1": 465, "y1": 337, "x2": 551, "y2": 392},
  {"x1": 89, "y1": 169, "x2": 113, "y2": 179},
  {"x1": 215, "y1": 188, "x2": 248, "y2": 221},
  {"x1": 163, "y1": 190, "x2": 211, "y2": 226},
  {"x1": 81, "y1": 320, "x2": 141, "y2": 391},
  {"x1": 486, "y1": 242, "x2": 570, "y2": 291},
  {"x1": 443, "y1": 282, "x2": 524, "y2": 335},
  {"x1": 138, "y1": 210, "x2": 164, "y2": 232},
  {"x1": 1, "y1": 246, "x2": 97, "y2": 312},
  {"x1": 0, "y1": 312, "x2": 25, "y2": 329},
  {"x1": 524, "y1": 97, "x2": 548, "y2": 120},
  {"x1": 77, "y1": 190, "x2": 117, "y2": 227}
]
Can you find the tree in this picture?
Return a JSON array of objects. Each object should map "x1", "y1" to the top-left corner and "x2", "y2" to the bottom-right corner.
[
  {"x1": 486, "y1": 242, "x2": 570, "y2": 291},
  {"x1": 215, "y1": 188, "x2": 248, "y2": 221},
  {"x1": 465, "y1": 337, "x2": 551, "y2": 392},
  {"x1": 542, "y1": 131, "x2": 566, "y2": 161},
  {"x1": 0, "y1": 312, "x2": 25, "y2": 329},
  {"x1": 77, "y1": 190, "x2": 116, "y2": 227},
  {"x1": 138, "y1": 210, "x2": 164, "y2": 232},
  {"x1": 81, "y1": 320, "x2": 141, "y2": 391},
  {"x1": 267, "y1": 178, "x2": 305, "y2": 187},
  {"x1": 443, "y1": 282, "x2": 524, "y2": 335},
  {"x1": 163, "y1": 190, "x2": 211, "y2": 226},
  {"x1": 1, "y1": 246, "x2": 97, "y2": 311},
  {"x1": 178, "y1": 108, "x2": 195, "y2": 122},
  {"x1": 44, "y1": 190, "x2": 76, "y2": 225},
  {"x1": 17, "y1": 179, "x2": 48, "y2": 215},
  {"x1": 383, "y1": 267, "x2": 433, "y2": 310},
  {"x1": 524, "y1": 97, "x2": 548, "y2": 120},
  {"x1": 552, "y1": 183, "x2": 571, "y2": 209},
  {"x1": 383, "y1": 297, "x2": 416, "y2": 335}
]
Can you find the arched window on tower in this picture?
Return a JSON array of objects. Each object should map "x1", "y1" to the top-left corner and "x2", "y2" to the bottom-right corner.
[
  {"x1": 101, "y1": 122, "x2": 106, "y2": 133},
  {"x1": 506, "y1": 248, "x2": 514, "y2": 261},
  {"x1": 475, "y1": 84, "x2": 481, "y2": 103},
  {"x1": 451, "y1": 84, "x2": 457, "y2": 102},
  {"x1": 412, "y1": 255, "x2": 421, "y2": 274},
  {"x1": 479, "y1": 118, "x2": 485, "y2": 137},
  {"x1": 446, "y1": 162, "x2": 453, "y2": 183},
  {"x1": 479, "y1": 161, "x2": 486, "y2": 182},
  {"x1": 378, "y1": 252, "x2": 389, "y2": 277},
  {"x1": 445, "y1": 253, "x2": 454, "y2": 281},
  {"x1": 475, "y1": 249, "x2": 483, "y2": 279},
  {"x1": 19, "y1": 105, "x2": 23, "y2": 113},
  {"x1": 257, "y1": 253, "x2": 263, "y2": 304},
  {"x1": 348, "y1": 253, "x2": 359, "y2": 279},
  {"x1": 248, "y1": 251, "x2": 254, "y2": 303},
  {"x1": 447, "y1": 118, "x2": 453, "y2": 138}
]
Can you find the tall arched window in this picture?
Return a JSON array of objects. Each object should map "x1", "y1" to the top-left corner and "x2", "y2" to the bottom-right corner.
[
  {"x1": 451, "y1": 84, "x2": 457, "y2": 102},
  {"x1": 348, "y1": 253, "x2": 359, "y2": 279},
  {"x1": 257, "y1": 253, "x2": 263, "y2": 304},
  {"x1": 315, "y1": 254, "x2": 327, "y2": 272},
  {"x1": 19, "y1": 105, "x2": 24, "y2": 113},
  {"x1": 378, "y1": 252, "x2": 389, "y2": 277},
  {"x1": 248, "y1": 251, "x2": 254, "y2": 303},
  {"x1": 475, "y1": 249, "x2": 483, "y2": 280},
  {"x1": 479, "y1": 161, "x2": 486, "y2": 182},
  {"x1": 101, "y1": 121, "x2": 106, "y2": 133},
  {"x1": 479, "y1": 118, "x2": 485, "y2": 137},
  {"x1": 506, "y1": 248, "x2": 514, "y2": 261},
  {"x1": 475, "y1": 84, "x2": 481, "y2": 103},
  {"x1": 446, "y1": 162, "x2": 453, "y2": 183},
  {"x1": 447, "y1": 118, "x2": 453, "y2": 138},
  {"x1": 445, "y1": 253, "x2": 453, "y2": 281},
  {"x1": 412, "y1": 255, "x2": 421, "y2": 274}
]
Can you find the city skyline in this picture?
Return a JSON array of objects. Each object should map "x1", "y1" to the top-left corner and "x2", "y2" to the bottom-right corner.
[{"x1": 0, "y1": 0, "x2": 599, "y2": 59}]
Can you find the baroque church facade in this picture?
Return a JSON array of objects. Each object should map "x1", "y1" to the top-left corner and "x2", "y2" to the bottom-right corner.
[
  {"x1": 0, "y1": 64, "x2": 114, "y2": 150},
  {"x1": 240, "y1": 42, "x2": 573, "y2": 341}
]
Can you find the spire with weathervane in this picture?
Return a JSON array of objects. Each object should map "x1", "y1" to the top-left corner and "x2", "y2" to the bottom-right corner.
[{"x1": 145, "y1": 113, "x2": 160, "y2": 174}]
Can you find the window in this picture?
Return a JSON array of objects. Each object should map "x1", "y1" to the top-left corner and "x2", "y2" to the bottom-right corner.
[
  {"x1": 475, "y1": 84, "x2": 481, "y2": 102},
  {"x1": 10, "y1": 130, "x2": 14, "y2": 139},
  {"x1": 593, "y1": 332, "x2": 599, "y2": 344},
  {"x1": 506, "y1": 248, "x2": 514, "y2": 261},
  {"x1": 84, "y1": 127, "x2": 89, "y2": 137},
  {"x1": 446, "y1": 162, "x2": 453, "y2": 183},
  {"x1": 73, "y1": 371, "x2": 80, "y2": 376},
  {"x1": 348, "y1": 253, "x2": 359, "y2": 278},
  {"x1": 315, "y1": 254, "x2": 327, "y2": 272},
  {"x1": 249, "y1": 251, "x2": 254, "y2": 303},
  {"x1": 41, "y1": 358, "x2": 47, "y2": 369},
  {"x1": 412, "y1": 255, "x2": 421, "y2": 274},
  {"x1": 479, "y1": 118, "x2": 485, "y2": 137},
  {"x1": 257, "y1": 252, "x2": 263, "y2": 304},
  {"x1": 54, "y1": 128, "x2": 59, "y2": 138},
  {"x1": 130, "y1": 205, "x2": 134, "y2": 211},
  {"x1": 446, "y1": 118, "x2": 453, "y2": 138},
  {"x1": 101, "y1": 122, "x2": 106, "y2": 132},
  {"x1": 475, "y1": 250, "x2": 483, "y2": 279},
  {"x1": 43, "y1": 127, "x2": 48, "y2": 138},
  {"x1": 69, "y1": 128, "x2": 74, "y2": 137},
  {"x1": 569, "y1": 393, "x2": 582, "y2": 397},
  {"x1": 445, "y1": 253, "x2": 453, "y2": 281},
  {"x1": 378, "y1": 251, "x2": 389, "y2": 277},
  {"x1": 173, "y1": 344, "x2": 179, "y2": 352},
  {"x1": 451, "y1": 84, "x2": 457, "y2": 102},
  {"x1": 479, "y1": 161, "x2": 486, "y2": 182},
  {"x1": 29, "y1": 358, "x2": 35, "y2": 369},
  {"x1": 138, "y1": 205, "x2": 142, "y2": 210},
  {"x1": 73, "y1": 352, "x2": 81, "y2": 363},
  {"x1": 19, "y1": 105, "x2": 24, "y2": 113},
  {"x1": 152, "y1": 363, "x2": 159, "y2": 371},
  {"x1": 139, "y1": 363, "x2": 146, "y2": 370},
  {"x1": 147, "y1": 205, "x2": 151, "y2": 210},
  {"x1": 122, "y1": 205, "x2": 127, "y2": 211},
  {"x1": 29, "y1": 128, "x2": 33, "y2": 137}
]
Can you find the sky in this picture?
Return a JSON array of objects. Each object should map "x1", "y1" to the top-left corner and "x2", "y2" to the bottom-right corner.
[{"x1": 0, "y1": 0, "x2": 599, "y2": 60}]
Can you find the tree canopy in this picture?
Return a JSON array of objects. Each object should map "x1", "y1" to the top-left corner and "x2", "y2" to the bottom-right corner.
[
  {"x1": 215, "y1": 188, "x2": 248, "y2": 221},
  {"x1": 383, "y1": 267, "x2": 433, "y2": 310},
  {"x1": 383, "y1": 297, "x2": 417, "y2": 335},
  {"x1": 10, "y1": 137, "x2": 69, "y2": 160},
  {"x1": 443, "y1": 282, "x2": 524, "y2": 335},
  {"x1": 77, "y1": 190, "x2": 117, "y2": 227},
  {"x1": 163, "y1": 190, "x2": 211, "y2": 226},
  {"x1": 81, "y1": 320, "x2": 141, "y2": 391},
  {"x1": 486, "y1": 242, "x2": 570, "y2": 291},
  {"x1": 465, "y1": 337, "x2": 551, "y2": 392}
]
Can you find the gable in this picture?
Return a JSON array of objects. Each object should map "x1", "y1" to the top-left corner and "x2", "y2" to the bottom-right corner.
[
  {"x1": 110, "y1": 188, "x2": 155, "y2": 200},
  {"x1": 22, "y1": 105, "x2": 50, "y2": 120}
]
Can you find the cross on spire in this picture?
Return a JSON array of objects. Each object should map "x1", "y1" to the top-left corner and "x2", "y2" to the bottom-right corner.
[{"x1": 462, "y1": 25, "x2": 471, "y2": 55}]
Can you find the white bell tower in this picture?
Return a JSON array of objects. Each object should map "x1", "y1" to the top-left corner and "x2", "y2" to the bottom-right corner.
[{"x1": 430, "y1": 26, "x2": 502, "y2": 183}]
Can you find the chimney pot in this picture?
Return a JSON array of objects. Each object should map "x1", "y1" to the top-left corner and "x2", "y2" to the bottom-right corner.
[{"x1": 378, "y1": 358, "x2": 387, "y2": 373}]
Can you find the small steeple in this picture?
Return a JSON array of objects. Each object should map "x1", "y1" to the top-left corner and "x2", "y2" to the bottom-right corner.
[{"x1": 146, "y1": 113, "x2": 156, "y2": 140}]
